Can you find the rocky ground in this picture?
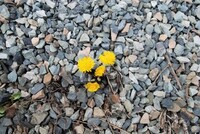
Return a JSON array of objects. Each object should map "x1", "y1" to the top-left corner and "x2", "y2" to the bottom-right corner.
[{"x1": 0, "y1": 0, "x2": 200, "y2": 133}]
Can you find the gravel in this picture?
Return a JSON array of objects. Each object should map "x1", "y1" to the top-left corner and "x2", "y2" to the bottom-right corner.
[{"x1": 0, "y1": 0, "x2": 199, "y2": 133}]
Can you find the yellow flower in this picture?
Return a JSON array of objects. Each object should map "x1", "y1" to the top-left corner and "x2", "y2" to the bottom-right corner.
[
  {"x1": 85, "y1": 82, "x2": 100, "y2": 92},
  {"x1": 99, "y1": 51, "x2": 116, "y2": 65},
  {"x1": 78, "y1": 57, "x2": 95, "y2": 73},
  {"x1": 95, "y1": 65, "x2": 106, "y2": 77}
]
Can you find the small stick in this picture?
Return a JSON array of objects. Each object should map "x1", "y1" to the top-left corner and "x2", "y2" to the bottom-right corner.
[
  {"x1": 147, "y1": 65, "x2": 169, "y2": 90},
  {"x1": 103, "y1": 118, "x2": 130, "y2": 134},
  {"x1": 165, "y1": 54, "x2": 182, "y2": 90},
  {"x1": 185, "y1": 84, "x2": 189, "y2": 99},
  {"x1": 112, "y1": 66, "x2": 124, "y2": 89},
  {"x1": 106, "y1": 75, "x2": 115, "y2": 94}
]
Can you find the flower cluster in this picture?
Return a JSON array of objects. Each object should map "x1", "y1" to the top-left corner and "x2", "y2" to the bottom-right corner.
[{"x1": 77, "y1": 51, "x2": 116, "y2": 92}]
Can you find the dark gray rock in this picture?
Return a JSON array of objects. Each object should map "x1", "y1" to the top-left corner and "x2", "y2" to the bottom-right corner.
[
  {"x1": 161, "y1": 98, "x2": 173, "y2": 108},
  {"x1": 77, "y1": 89, "x2": 87, "y2": 102},
  {"x1": 194, "y1": 108, "x2": 200, "y2": 117},
  {"x1": 57, "y1": 117, "x2": 72, "y2": 130}
]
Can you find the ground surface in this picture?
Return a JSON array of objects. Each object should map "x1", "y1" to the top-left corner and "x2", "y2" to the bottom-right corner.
[{"x1": 0, "y1": 0, "x2": 200, "y2": 133}]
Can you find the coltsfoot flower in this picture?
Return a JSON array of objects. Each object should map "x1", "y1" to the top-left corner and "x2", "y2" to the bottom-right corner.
[
  {"x1": 85, "y1": 82, "x2": 100, "y2": 92},
  {"x1": 99, "y1": 51, "x2": 116, "y2": 65},
  {"x1": 95, "y1": 65, "x2": 105, "y2": 77},
  {"x1": 78, "y1": 57, "x2": 95, "y2": 73}
]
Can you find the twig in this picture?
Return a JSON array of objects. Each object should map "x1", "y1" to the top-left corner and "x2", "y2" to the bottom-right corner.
[
  {"x1": 165, "y1": 54, "x2": 182, "y2": 90},
  {"x1": 106, "y1": 75, "x2": 115, "y2": 94},
  {"x1": 147, "y1": 65, "x2": 169, "y2": 90},
  {"x1": 112, "y1": 66, "x2": 124, "y2": 89},
  {"x1": 102, "y1": 118, "x2": 130, "y2": 134},
  {"x1": 185, "y1": 84, "x2": 189, "y2": 99}
]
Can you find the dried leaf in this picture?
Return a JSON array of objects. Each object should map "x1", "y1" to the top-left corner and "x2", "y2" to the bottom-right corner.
[
  {"x1": 111, "y1": 94, "x2": 120, "y2": 103},
  {"x1": 159, "y1": 110, "x2": 166, "y2": 129},
  {"x1": 6, "y1": 103, "x2": 17, "y2": 118}
]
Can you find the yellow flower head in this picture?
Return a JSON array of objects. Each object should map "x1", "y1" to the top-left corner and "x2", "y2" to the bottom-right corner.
[
  {"x1": 78, "y1": 57, "x2": 95, "y2": 73},
  {"x1": 99, "y1": 51, "x2": 116, "y2": 65},
  {"x1": 95, "y1": 65, "x2": 106, "y2": 77},
  {"x1": 85, "y1": 82, "x2": 100, "y2": 92}
]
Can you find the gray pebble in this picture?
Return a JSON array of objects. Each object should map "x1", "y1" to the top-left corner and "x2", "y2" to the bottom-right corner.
[
  {"x1": 87, "y1": 118, "x2": 101, "y2": 128},
  {"x1": 161, "y1": 98, "x2": 173, "y2": 108},
  {"x1": 0, "y1": 5, "x2": 10, "y2": 19},
  {"x1": 49, "y1": 65, "x2": 60, "y2": 75},
  {"x1": 94, "y1": 94, "x2": 104, "y2": 107},
  {"x1": 7, "y1": 70, "x2": 17, "y2": 82},
  {"x1": 58, "y1": 117, "x2": 72, "y2": 130},
  {"x1": 77, "y1": 89, "x2": 87, "y2": 102},
  {"x1": 31, "y1": 83, "x2": 44, "y2": 94}
]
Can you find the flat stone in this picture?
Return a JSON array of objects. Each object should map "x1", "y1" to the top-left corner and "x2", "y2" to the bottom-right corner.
[
  {"x1": 93, "y1": 107, "x2": 105, "y2": 118},
  {"x1": 195, "y1": 5, "x2": 200, "y2": 19},
  {"x1": 114, "y1": 45, "x2": 123, "y2": 55},
  {"x1": 94, "y1": 94, "x2": 104, "y2": 107},
  {"x1": 191, "y1": 126, "x2": 200, "y2": 133},
  {"x1": 65, "y1": 107, "x2": 74, "y2": 116},
  {"x1": 39, "y1": 127, "x2": 49, "y2": 134},
  {"x1": 0, "y1": 5, "x2": 10, "y2": 19},
  {"x1": 169, "y1": 39, "x2": 176, "y2": 49},
  {"x1": 67, "y1": 1, "x2": 77, "y2": 9},
  {"x1": 36, "y1": 10, "x2": 47, "y2": 17},
  {"x1": 167, "y1": 103, "x2": 181, "y2": 112},
  {"x1": 122, "y1": 23, "x2": 131, "y2": 33},
  {"x1": 150, "y1": 110, "x2": 160, "y2": 120},
  {"x1": 153, "y1": 91, "x2": 166, "y2": 98},
  {"x1": 154, "y1": 12, "x2": 162, "y2": 21},
  {"x1": 74, "y1": 124, "x2": 84, "y2": 134},
  {"x1": 80, "y1": 33, "x2": 90, "y2": 42},
  {"x1": 58, "y1": 117, "x2": 72, "y2": 130},
  {"x1": 43, "y1": 73, "x2": 52, "y2": 85},
  {"x1": 77, "y1": 89, "x2": 87, "y2": 103},
  {"x1": 45, "y1": 0, "x2": 55, "y2": 8},
  {"x1": 123, "y1": 100, "x2": 133, "y2": 113},
  {"x1": 32, "y1": 90, "x2": 45, "y2": 100},
  {"x1": 161, "y1": 98, "x2": 173, "y2": 108},
  {"x1": 174, "y1": 11, "x2": 186, "y2": 21},
  {"x1": 129, "y1": 72, "x2": 138, "y2": 84},
  {"x1": 189, "y1": 86, "x2": 198, "y2": 96},
  {"x1": 31, "y1": 37, "x2": 39, "y2": 46},
  {"x1": 176, "y1": 57, "x2": 190, "y2": 63},
  {"x1": 49, "y1": 65, "x2": 60, "y2": 75},
  {"x1": 45, "y1": 34, "x2": 53, "y2": 43},
  {"x1": 7, "y1": 70, "x2": 17, "y2": 82},
  {"x1": 159, "y1": 34, "x2": 167, "y2": 41},
  {"x1": 0, "y1": 53, "x2": 8, "y2": 59},
  {"x1": 31, "y1": 112, "x2": 48, "y2": 124},
  {"x1": 31, "y1": 83, "x2": 44, "y2": 94},
  {"x1": 140, "y1": 113, "x2": 150, "y2": 124},
  {"x1": 194, "y1": 36, "x2": 200, "y2": 45},
  {"x1": 174, "y1": 44, "x2": 185, "y2": 55},
  {"x1": 128, "y1": 55, "x2": 137, "y2": 63},
  {"x1": 84, "y1": 108, "x2": 93, "y2": 121}
]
